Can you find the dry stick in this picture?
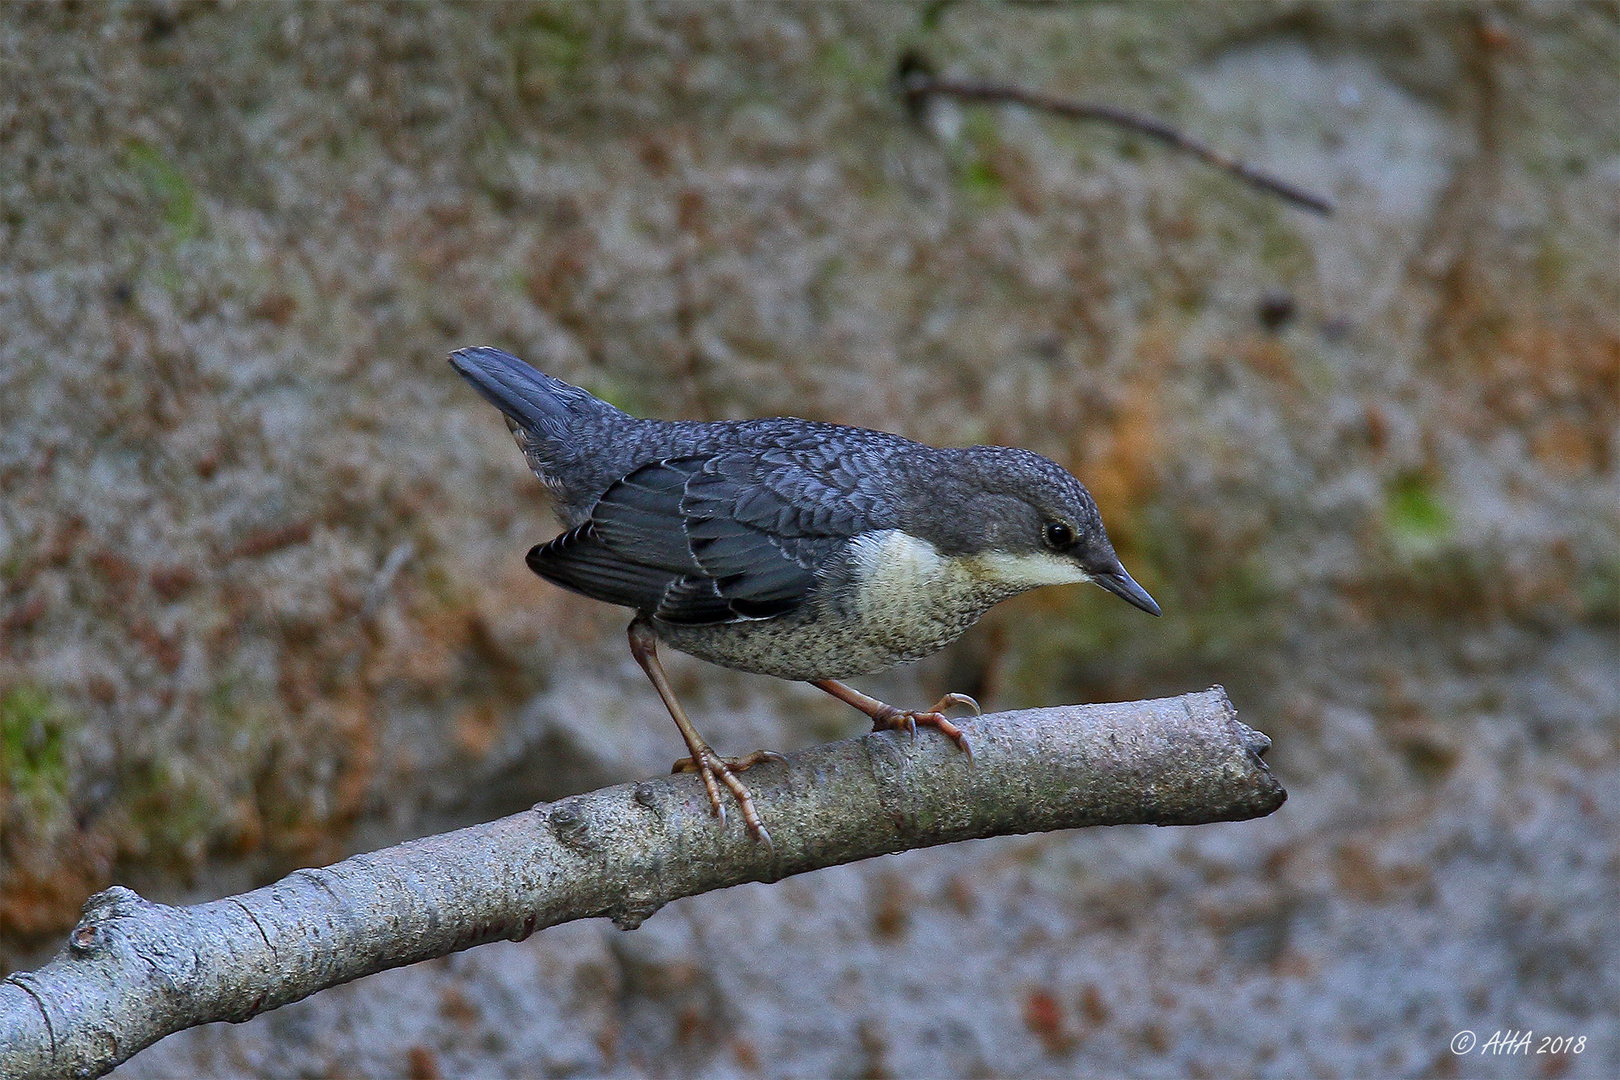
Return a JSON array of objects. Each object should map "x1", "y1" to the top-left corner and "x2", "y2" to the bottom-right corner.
[
  {"x1": 903, "y1": 76, "x2": 1336, "y2": 217},
  {"x1": 0, "y1": 687, "x2": 1283, "y2": 1080}
]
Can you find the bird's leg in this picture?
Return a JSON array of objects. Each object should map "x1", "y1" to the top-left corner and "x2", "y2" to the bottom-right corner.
[
  {"x1": 627, "y1": 617, "x2": 775, "y2": 847},
  {"x1": 809, "y1": 679, "x2": 977, "y2": 763}
]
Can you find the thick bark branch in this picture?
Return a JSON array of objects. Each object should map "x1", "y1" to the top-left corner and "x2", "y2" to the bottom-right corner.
[{"x1": 0, "y1": 687, "x2": 1283, "y2": 1079}]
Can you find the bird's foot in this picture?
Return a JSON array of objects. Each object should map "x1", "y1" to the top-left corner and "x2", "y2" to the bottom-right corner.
[
  {"x1": 671, "y1": 749, "x2": 785, "y2": 775},
  {"x1": 870, "y1": 693, "x2": 979, "y2": 764},
  {"x1": 671, "y1": 748, "x2": 783, "y2": 848}
]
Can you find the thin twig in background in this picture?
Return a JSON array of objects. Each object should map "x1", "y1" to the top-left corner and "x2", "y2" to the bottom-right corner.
[
  {"x1": 0, "y1": 688, "x2": 1283, "y2": 1079},
  {"x1": 900, "y1": 71, "x2": 1336, "y2": 216}
]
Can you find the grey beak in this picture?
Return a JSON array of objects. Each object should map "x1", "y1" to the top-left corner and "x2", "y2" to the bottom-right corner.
[{"x1": 1093, "y1": 564, "x2": 1161, "y2": 617}]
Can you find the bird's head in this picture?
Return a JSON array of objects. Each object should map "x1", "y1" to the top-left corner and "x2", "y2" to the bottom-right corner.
[{"x1": 907, "y1": 446, "x2": 1161, "y2": 616}]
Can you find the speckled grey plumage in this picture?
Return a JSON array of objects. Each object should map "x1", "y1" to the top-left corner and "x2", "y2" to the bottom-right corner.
[{"x1": 450, "y1": 346, "x2": 1154, "y2": 681}]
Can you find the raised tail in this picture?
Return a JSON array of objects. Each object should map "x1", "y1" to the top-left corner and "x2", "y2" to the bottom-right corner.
[
  {"x1": 448, "y1": 346, "x2": 619, "y2": 446},
  {"x1": 449, "y1": 347, "x2": 638, "y2": 519}
]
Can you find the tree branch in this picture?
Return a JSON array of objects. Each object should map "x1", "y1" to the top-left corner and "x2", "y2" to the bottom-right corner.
[
  {"x1": 0, "y1": 687, "x2": 1283, "y2": 1079},
  {"x1": 899, "y1": 67, "x2": 1336, "y2": 217}
]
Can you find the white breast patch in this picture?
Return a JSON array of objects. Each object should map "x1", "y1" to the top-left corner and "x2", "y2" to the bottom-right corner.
[{"x1": 846, "y1": 530, "x2": 948, "y2": 608}]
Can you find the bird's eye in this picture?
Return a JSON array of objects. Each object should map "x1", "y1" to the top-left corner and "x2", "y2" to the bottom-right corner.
[{"x1": 1043, "y1": 521, "x2": 1074, "y2": 550}]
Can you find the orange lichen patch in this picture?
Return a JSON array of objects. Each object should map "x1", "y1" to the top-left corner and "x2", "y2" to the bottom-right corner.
[
  {"x1": 1236, "y1": 336, "x2": 1299, "y2": 388},
  {"x1": 439, "y1": 983, "x2": 481, "y2": 1028},
  {"x1": 1438, "y1": 289, "x2": 1618, "y2": 471},
  {"x1": 1083, "y1": 386, "x2": 1162, "y2": 516},
  {"x1": 1023, "y1": 987, "x2": 1078, "y2": 1055},
  {"x1": 405, "y1": 1044, "x2": 443, "y2": 1080},
  {"x1": 43, "y1": 515, "x2": 87, "y2": 566},
  {"x1": 1502, "y1": 547, "x2": 1586, "y2": 621},
  {"x1": 1073, "y1": 331, "x2": 1168, "y2": 520},
  {"x1": 375, "y1": 604, "x2": 470, "y2": 688},
  {"x1": 1530, "y1": 415, "x2": 1606, "y2": 474},
  {"x1": 241, "y1": 689, "x2": 378, "y2": 870},
  {"x1": 326, "y1": 695, "x2": 378, "y2": 810},
  {"x1": 88, "y1": 549, "x2": 140, "y2": 589},
  {"x1": 250, "y1": 291, "x2": 298, "y2": 327},
  {"x1": 150, "y1": 564, "x2": 199, "y2": 601},
  {"x1": 453, "y1": 702, "x2": 502, "y2": 759},
  {"x1": 231, "y1": 520, "x2": 315, "y2": 560},
  {"x1": 1090, "y1": 325, "x2": 1172, "y2": 513},
  {"x1": 867, "y1": 872, "x2": 915, "y2": 941},
  {"x1": 470, "y1": 565, "x2": 587, "y2": 651},
  {"x1": 89, "y1": 549, "x2": 141, "y2": 610},
  {"x1": 219, "y1": 796, "x2": 265, "y2": 858},
  {"x1": 1363, "y1": 403, "x2": 1390, "y2": 454},
  {"x1": 594, "y1": 1018, "x2": 621, "y2": 1064},
  {"x1": 999, "y1": 580, "x2": 1085, "y2": 627},
  {"x1": 0, "y1": 830, "x2": 115, "y2": 939},
  {"x1": 984, "y1": 143, "x2": 1045, "y2": 215},
  {"x1": 133, "y1": 620, "x2": 183, "y2": 674},
  {"x1": 277, "y1": 645, "x2": 327, "y2": 714},
  {"x1": 1331, "y1": 842, "x2": 1433, "y2": 904},
  {"x1": 525, "y1": 219, "x2": 601, "y2": 350},
  {"x1": 731, "y1": 1037, "x2": 762, "y2": 1072},
  {"x1": 1077, "y1": 983, "x2": 1110, "y2": 1026},
  {"x1": 1336, "y1": 559, "x2": 1495, "y2": 626},
  {"x1": 1270, "y1": 948, "x2": 1318, "y2": 979},
  {"x1": 675, "y1": 1004, "x2": 711, "y2": 1045},
  {"x1": 942, "y1": 872, "x2": 977, "y2": 916}
]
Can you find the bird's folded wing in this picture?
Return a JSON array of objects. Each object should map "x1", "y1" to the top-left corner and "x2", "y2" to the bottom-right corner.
[
  {"x1": 528, "y1": 454, "x2": 863, "y2": 624},
  {"x1": 526, "y1": 525, "x2": 678, "y2": 612}
]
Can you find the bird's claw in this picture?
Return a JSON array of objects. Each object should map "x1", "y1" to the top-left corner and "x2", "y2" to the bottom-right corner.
[
  {"x1": 812, "y1": 679, "x2": 975, "y2": 766},
  {"x1": 870, "y1": 699, "x2": 976, "y2": 766},
  {"x1": 671, "y1": 748, "x2": 779, "y2": 850},
  {"x1": 930, "y1": 692, "x2": 981, "y2": 717},
  {"x1": 924, "y1": 693, "x2": 977, "y2": 765}
]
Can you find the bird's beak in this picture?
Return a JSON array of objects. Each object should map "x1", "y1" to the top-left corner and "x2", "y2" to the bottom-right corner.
[{"x1": 1092, "y1": 563, "x2": 1161, "y2": 616}]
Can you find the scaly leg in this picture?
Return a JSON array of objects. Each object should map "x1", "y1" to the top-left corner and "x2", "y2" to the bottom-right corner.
[
  {"x1": 627, "y1": 617, "x2": 775, "y2": 847},
  {"x1": 809, "y1": 679, "x2": 978, "y2": 764}
]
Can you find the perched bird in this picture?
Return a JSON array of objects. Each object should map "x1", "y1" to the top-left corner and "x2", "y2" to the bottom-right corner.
[{"x1": 450, "y1": 346, "x2": 1160, "y2": 846}]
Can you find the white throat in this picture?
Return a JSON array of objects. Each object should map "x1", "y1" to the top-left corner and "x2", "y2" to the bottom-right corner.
[{"x1": 965, "y1": 549, "x2": 1093, "y2": 590}]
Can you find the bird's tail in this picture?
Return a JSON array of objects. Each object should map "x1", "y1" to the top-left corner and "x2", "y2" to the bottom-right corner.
[{"x1": 448, "y1": 346, "x2": 625, "y2": 453}]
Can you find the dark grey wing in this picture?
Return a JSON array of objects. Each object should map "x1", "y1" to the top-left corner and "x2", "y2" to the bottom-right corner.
[
  {"x1": 586, "y1": 459, "x2": 707, "y2": 573},
  {"x1": 674, "y1": 453, "x2": 863, "y2": 620},
  {"x1": 525, "y1": 524, "x2": 677, "y2": 613},
  {"x1": 526, "y1": 453, "x2": 868, "y2": 624},
  {"x1": 526, "y1": 460, "x2": 699, "y2": 614}
]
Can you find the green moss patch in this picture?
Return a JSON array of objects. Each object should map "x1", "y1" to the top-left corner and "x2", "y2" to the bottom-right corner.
[
  {"x1": 123, "y1": 140, "x2": 201, "y2": 240},
  {"x1": 1385, "y1": 472, "x2": 1453, "y2": 549},
  {"x1": 0, "y1": 686, "x2": 73, "y2": 811}
]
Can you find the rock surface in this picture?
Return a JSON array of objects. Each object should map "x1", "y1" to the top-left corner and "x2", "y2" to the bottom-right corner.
[{"x1": 1, "y1": 3, "x2": 1615, "y2": 1076}]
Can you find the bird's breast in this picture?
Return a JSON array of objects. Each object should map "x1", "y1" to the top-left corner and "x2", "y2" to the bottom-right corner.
[
  {"x1": 834, "y1": 529, "x2": 1041, "y2": 654},
  {"x1": 844, "y1": 528, "x2": 950, "y2": 606},
  {"x1": 651, "y1": 530, "x2": 1051, "y2": 681}
]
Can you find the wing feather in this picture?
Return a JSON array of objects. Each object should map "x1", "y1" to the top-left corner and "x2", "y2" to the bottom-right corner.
[
  {"x1": 527, "y1": 450, "x2": 884, "y2": 624},
  {"x1": 526, "y1": 525, "x2": 678, "y2": 612}
]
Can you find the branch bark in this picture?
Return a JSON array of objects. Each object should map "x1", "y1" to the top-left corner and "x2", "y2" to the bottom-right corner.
[{"x1": 0, "y1": 687, "x2": 1283, "y2": 1079}]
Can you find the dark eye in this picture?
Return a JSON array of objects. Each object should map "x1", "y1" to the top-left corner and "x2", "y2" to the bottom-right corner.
[{"x1": 1043, "y1": 521, "x2": 1074, "y2": 550}]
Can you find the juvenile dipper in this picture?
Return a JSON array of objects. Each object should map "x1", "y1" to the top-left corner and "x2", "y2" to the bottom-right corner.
[{"x1": 450, "y1": 346, "x2": 1159, "y2": 845}]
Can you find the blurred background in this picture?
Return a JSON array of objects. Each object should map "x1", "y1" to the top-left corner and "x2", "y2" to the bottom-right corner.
[{"x1": 2, "y1": 3, "x2": 1615, "y2": 1077}]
